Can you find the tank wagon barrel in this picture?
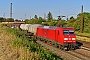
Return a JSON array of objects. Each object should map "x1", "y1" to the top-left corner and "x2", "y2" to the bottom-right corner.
[
  {"x1": 28, "y1": 24, "x2": 42, "y2": 35},
  {"x1": 20, "y1": 24, "x2": 31, "y2": 30}
]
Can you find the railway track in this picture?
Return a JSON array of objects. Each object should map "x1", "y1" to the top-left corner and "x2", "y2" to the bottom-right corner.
[
  {"x1": 36, "y1": 40, "x2": 80, "y2": 60},
  {"x1": 76, "y1": 40, "x2": 90, "y2": 49},
  {"x1": 80, "y1": 46, "x2": 90, "y2": 51},
  {"x1": 65, "y1": 45, "x2": 90, "y2": 60},
  {"x1": 35, "y1": 38, "x2": 90, "y2": 60},
  {"x1": 29, "y1": 34, "x2": 90, "y2": 60},
  {"x1": 66, "y1": 50, "x2": 90, "y2": 60},
  {"x1": 67, "y1": 45, "x2": 90, "y2": 60}
]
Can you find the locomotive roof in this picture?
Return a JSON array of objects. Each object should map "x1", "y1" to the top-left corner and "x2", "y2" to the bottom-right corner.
[
  {"x1": 39, "y1": 26, "x2": 57, "y2": 30},
  {"x1": 39, "y1": 26, "x2": 73, "y2": 30}
]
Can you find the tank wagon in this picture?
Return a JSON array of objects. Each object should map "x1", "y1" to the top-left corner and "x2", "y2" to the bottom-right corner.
[
  {"x1": 36, "y1": 26, "x2": 76, "y2": 50},
  {"x1": 7, "y1": 22, "x2": 25, "y2": 28},
  {"x1": 20, "y1": 24, "x2": 31, "y2": 30},
  {"x1": 19, "y1": 24, "x2": 41, "y2": 36},
  {"x1": 28, "y1": 24, "x2": 42, "y2": 35}
]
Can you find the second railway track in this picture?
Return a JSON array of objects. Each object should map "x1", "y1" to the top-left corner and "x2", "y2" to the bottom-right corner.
[{"x1": 35, "y1": 38, "x2": 90, "y2": 60}]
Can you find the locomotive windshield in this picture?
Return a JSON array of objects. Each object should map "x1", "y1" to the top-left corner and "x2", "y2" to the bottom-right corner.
[
  {"x1": 69, "y1": 30, "x2": 74, "y2": 34},
  {"x1": 63, "y1": 30, "x2": 74, "y2": 35}
]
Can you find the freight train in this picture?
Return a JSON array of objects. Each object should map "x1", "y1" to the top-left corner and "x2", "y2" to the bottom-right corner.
[{"x1": 6, "y1": 22, "x2": 76, "y2": 50}]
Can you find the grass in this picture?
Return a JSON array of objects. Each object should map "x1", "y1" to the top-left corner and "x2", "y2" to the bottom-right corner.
[
  {"x1": 75, "y1": 31, "x2": 90, "y2": 37},
  {"x1": 76, "y1": 36, "x2": 90, "y2": 42},
  {"x1": 75, "y1": 31, "x2": 90, "y2": 42}
]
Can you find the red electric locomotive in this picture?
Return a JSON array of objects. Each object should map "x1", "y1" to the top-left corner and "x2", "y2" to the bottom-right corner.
[{"x1": 36, "y1": 26, "x2": 76, "y2": 50}]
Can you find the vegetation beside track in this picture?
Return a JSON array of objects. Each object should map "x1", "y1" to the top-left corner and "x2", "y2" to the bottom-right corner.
[
  {"x1": 76, "y1": 31, "x2": 90, "y2": 37},
  {"x1": 75, "y1": 31, "x2": 90, "y2": 42},
  {"x1": 76, "y1": 36, "x2": 90, "y2": 42},
  {"x1": 1, "y1": 24, "x2": 62, "y2": 60}
]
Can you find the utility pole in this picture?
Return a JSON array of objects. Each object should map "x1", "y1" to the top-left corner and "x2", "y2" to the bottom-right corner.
[
  {"x1": 66, "y1": 16, "x2": 68, "y2": 21},
  {"x1": 3, "y1": 13, "x2": 5, "y2": 18},
  {"x1": 44, "y1": 13, "x2": 46, "y2": 21},
  {"x1": 30, "y1": 16, "x2": 31, "y2": 20},
  {"x1": 10, "y1": 3, "x2": 12, "y2": 18},
  {"x1": 80, "y1": 5, "x2": 84, "y2": 33},
  {"x1": 25, "y1": 14, "x2": 26, "y2": 20},
  {"x1": 3, "y1": 13, "x2": 5, "y2": 22}
]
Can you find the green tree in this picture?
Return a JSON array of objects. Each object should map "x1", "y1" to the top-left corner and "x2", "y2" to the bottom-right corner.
[
  {"x1": 48, "y1": 20, "x2": 57, "y2": 26},
  {"x1": 47, "y1": 12, "x2": 53, "y2": 21},
  {"x1": 57, "y1": 16, "x2": 61, "y2": 20},
  {"x1": 66, "y1": 12, "x2": 90, "y2": 33},
  {"x1": 25, "y1": 19, "x2": 30, "y2": 23},
  {"x1": 73, "y1": 19, "x2": 80, "y2": 31},
  {"x1": 70, "y1": 16, "x2": 74, "y2": 19},
  {"x1": 15, "y1": 19, "x2": 22, "y2": 22},
  {"x1": 38, "y1": 17, "x2": 44, "y2": 24},
  {"x1": 0, "y1": 17, "x2": 4, "y2": 22},
  {"x1": 38, "y1": 17, "x2": 43, "y2": 21},
  {"x1": 15, "y1": 19, "x2": 19, "y2": 22},
  {"x1": 77, "y1": 12, "x2": 90, "y2": 32},
  {"x1": 69, "y1": 16, "x2": 76, "y2": 23},
  {"x1": 34, "y1": 15, "x2": 38, "y2": 20},
  {"x1": 6, "y1": 18, "x2": 14, "y2": 22},
  {"x1": 56, "y1": 20, "x2": 66, "y2": 27}
]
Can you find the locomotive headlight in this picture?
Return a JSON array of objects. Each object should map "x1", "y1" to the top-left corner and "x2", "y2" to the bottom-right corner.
[
  {"x1": 64, "y1": 38, "x2": 68, "y2": 40},
  {"x1": 72, "y1": 38, "x2": 76, "y2": 40}
]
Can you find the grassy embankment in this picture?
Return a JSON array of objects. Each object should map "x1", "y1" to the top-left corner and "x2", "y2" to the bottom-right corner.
[
  {"x1": 1, "y1": 24, "x2": 62, "y2": 60},
  {"x1": 76, "y1": 31, "x2": 90, "y2": 42}
]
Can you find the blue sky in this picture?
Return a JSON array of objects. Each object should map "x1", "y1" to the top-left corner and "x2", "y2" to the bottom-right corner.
[{"x1": 0, "y1": 0, "x2": 90, "y2": 20}]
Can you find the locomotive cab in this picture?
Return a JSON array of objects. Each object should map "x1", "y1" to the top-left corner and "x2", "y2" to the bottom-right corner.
[
  {"x1": 63, "y1": 30, "x2": 76, "y2": 43},
  {"x1": 56, "y1": 27, "x2": 76, "y2": 50},
  {"x1": 62, "y1": 28, "x2": 76, "y2": 50},
  {"x1": 36, "y1": 26, "x2": 76, "y2": 50}
]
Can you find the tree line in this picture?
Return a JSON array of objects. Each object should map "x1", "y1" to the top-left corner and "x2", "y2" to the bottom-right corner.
[{"x1": 1, "y1": 12, "x2": 90, "y2": 33}]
